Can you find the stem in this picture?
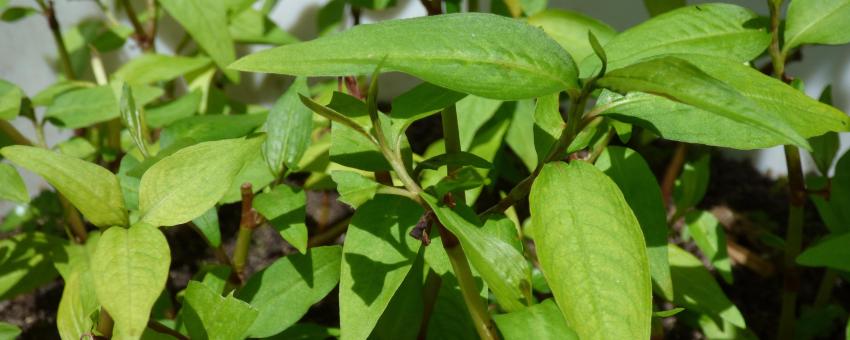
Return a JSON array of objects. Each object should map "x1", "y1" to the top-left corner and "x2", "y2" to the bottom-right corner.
[
  {"x1": 232, "y1": 183, "x2": 259, "y2": 284},
  {"x1": 767, "y1": 1, "x2": 807, "y2": 337},
  {"x1": 440, "y1": 104, "x2": 498, "y2": 340},
  {"x1": 813, "y1": 269, "x2": 837, "y2": 308},
  {"x1": 120, "y1": 0, "x2": 152, "y2": 51},
  {"x1": 661, "y1": 142, "x2": 688, "y2": 208},
  {"x1": 480, "y1": 91, "x2": 589, "y2": 216},
  {"x1": 376, "y1": 186, "x2": 420, "y2": 201},
  {"x1": 189, "y1": 222, "x2": 232, "y2": 267},
  {"x1": 0, "y1": 120, "x2": 33, "y2": 146},
  {"x1": 97, "y1": 308, "x2": 114, "y2": 338},
  {"x1": 59, "y1": 193, "x2": 88, "y2": 243},
  {"x1": 417, "y1": 269, "x2": 442, "y2": 339},
  {"x1": 37, "y1": 0, "x2": 76, "y2": 80},
  {"x1": 307, "y1": 216, "x2": 352, "y2": 247}
]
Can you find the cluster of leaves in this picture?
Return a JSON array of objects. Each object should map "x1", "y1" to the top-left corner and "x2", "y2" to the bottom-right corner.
[{"x1": 1, "y1": 0, "x2": 850, "y2": 339}]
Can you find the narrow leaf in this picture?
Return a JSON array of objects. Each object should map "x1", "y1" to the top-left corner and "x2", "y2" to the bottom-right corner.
[
  {"x1": 237, "y1": 246, "x2": 342, "y2": 338},
  {"x1": 421, "y1": 193, "x2": 531, "y2": 312},
  {"x1": 1, "y1": 145, "x2": 127, "y2": 227},
  {"x1": 668, "y1": 244, "x2": 746, "y2": 329},
  {"x1": 530, "y1": 161, "x2": 651, "y2": 339},
  {"x1": 231, "y1": 13, "x2": 579, "y2": 100},
  {"x1": 330, "y1": 171, "x2": 380, "y2": 208},
  {"x1": 527, "y1": 9, "x2": 616, "y2": 63},
  {"x1": 597, "y1": 56, "x2": 810, "y2": 149},
  {"x1": 263, "y1": 77, "x2": 312, "y2": 174},
  {"x1": 192, "y1": 208, "x2": 221, "y2": 248},
  {"x1": 685, "y1": 210, "x2": 733, "y2": 284},
  {"x1": 119, "y1": 83, "x2": 150, "y2": 157},
  {"x1": 159, "y1": 0, "x2": 238, "y2": 82},
  {"x1": 797, "y1": 233, "x2": 850, "y2": 272},
  {"x1": 112, "y1": 54, "x2": 211, "y2": 85},
  {"x1": 92, "y1": 223, "x2": 171, "y2": 339},
  {"x1": 642, "y1": 0, "x2": 685, "y2": 16},
  {"x1": 0, "y1": 79, "x2": 22, "y2": 120},
  {"x1": 139, "y1": 136, "x2": 262, "y2": 227}
]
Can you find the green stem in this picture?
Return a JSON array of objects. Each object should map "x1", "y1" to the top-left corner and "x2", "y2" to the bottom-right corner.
[
  {"x1": 766, "y1": 1, "x2": 806, "y2": 338},
  {"x1": 376, "y1": 186, "x2": 420, "y2": 201},
  {"x1": 440, "y1": 104, "x2": 498, "y2": 340},
  {"x1": 120, "y1": 0, "x2": 152, "y2": 51},
  {"x1": 813, "y1": 269, "x2": 838, "y2": 309},
  {"x1": 36, "y1": 0, "x2": 76, "y2": 80},
  {"x1": 59, "y1": 194, "x2": 88, "y2": 243},
  {"x1": 232, "y1": 183, "x2": 258, "y2": 284},
  {"x1": 417, "y1": 269, "x2": 442, "y2": 339}
]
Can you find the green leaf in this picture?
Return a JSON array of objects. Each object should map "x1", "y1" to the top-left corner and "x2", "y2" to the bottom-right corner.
[
  {"x1": 31, "y1": 80, "x2": 94, "y2": 107},
  {"x1": 231, "y1": 13, "x2": 579, "y2": 100},
  {"x1": 422, "y1": 192, "x2": 531, "y2": 312},
  {"x1": 457, "y1": 95, "x2": 503, "y2": 150},
  {"x1": 56, "y1": 137, "x2": 97, "y2": 160},
  {"x1": 797, "y1": 232, "x2": 850, "y2": 271},
  {"x1": 810, "y1": 132, "x2": 840, "y2": 175},
  {"x1": 192, "y1": 208, "x2": 221, "y2": 247},
  {"x1": 581, "y1": 3, "x2": 770, "y2": 77},
  {"x1": 317, "y1": 0, "x2": 346, "y2": 37},
  {"x1": 0, "y1": 79, "x2": 22, "y2": 120},
  {"x1": 533, "y1": 93, "x2": 562, "y2": 162},
  {"x1": 529, "y1": 161, "x2": 651, "y2": 339},
  {"x1": 493, "y1": 299, "x2": 578, "y2": 340},
  {"x1": 229, "y1": 7, "x2": 298, "y2": 45},
  {"x1": 0, "y1": 323, "x2": 21, "y2": 340},
  {"x1": 684, "y1": 210, "x2": 733, "y2": 284},
  {"x1": 145, "y1": 91, "x2": 201, "y2": 128},
  {"x1": 505, "y1": 100, "x2": 538, "y2": 171},
  {"x1": 113, "y1": 54, "x2": 211, "y2": 85},
  {"x1": 527, "y1": 9, "x2": 616, "y2": 63},
  {"x1": 674, "y1": 153, "x2": 710, "y2": 212},
  {"x1": 668, "y1": 244, "x2": 746, "y2": 329},
  {"x1": 330, "y1": 171, "x2": 380, "y2": 208},
  {"x1": 0, "y1": 163, "x2": 28, "y2": 203},
  {"x1": 159, "y1": 0, "x2": 238, "y2": 82},
  {"x1": 263, "y1": 77, "x2": 312, "y2": 174},
  {"x1": 253, "y1": 184, "x2": 308, "y2": 254},
  {"x1": 653, "y1": 307, "x2": 685, "y2": 318},
  {"x1": 595, "y1": 146, "x2": 673, "y2": 300},
  {"x1": 597, "y1": 56, "x2": 811, "y2": 150},
  {"x1": 237, "y1": 246, "x2": 342, "y2": 338},
  {"x1": 433, "y1": 167, "x2": 488, "y2": 199},
  {"x1": 414, "y1": 152, "x2": 492, "y2": 176},
  {"x1": 139, "y1": 136, "x2": 261, "y2": 227},
  {"x1": 182, "y1": 281, "x2": 259, "y2": 340},
  {"x1": 0, "y1": 232, "x2": 63, "y2": 300},
  {"x1": 340, "y1": 195, "x2": 422, "y2": 340},
  {"x1": 0, "y1": 6, "x2": 37, "y2": 22},
  {"x1": 642, "y1": 0, "x2": 685, "y2": 16},
  {"x1": 784, "y1": 0, "x2": 850, "y2": 51},
  {"x1": 219, "y1": 150, "x2": 276, "y2": 204},
  {"x1": 45, "y1": 85, "x2": 163, "y2": 129},
  {"x1": 389, "y1": 81, "x2": 466, "y2": 137},
  {"x1": 92, "y1": 223, "x2": 171, "y2": 339},
  {"x1": 119, "y1": 83, "x2": 150, "y2": 157},
  {"x1": 810, "y1": 150, "x2": 850, "y2": 233},
  {"x1": 56, "y1": 238, "x2": 100, "y2": 340},
  {"x1": 1, "y1": 145, "x2": 127, "y2": 227},
  {"x1": 159, "y1": 113, "x2": 267, "y2": 148}
]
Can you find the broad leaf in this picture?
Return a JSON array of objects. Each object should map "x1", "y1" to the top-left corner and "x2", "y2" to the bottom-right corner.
[
  {"x1": 31, "y1": 80, "x2": 93, "y2": 107},
  {"x1": 529, "y1": 161, "x2": 651, "y2": 339},
  {"x1": 784, "y1": 0, "x2": 850, "y2": 51},
  {"x1": 580, "y1": 3, "x2": 770, "y2": 77},
  {"x1": 192, "y1": 208, "x2": 221, "y2": 247},
  {"x1": 595, "y1": 146, "x2": 673, "y2": 300},
  {"x1": 597, "y1": 56, "x2": 810, "y2": 149},
  {"x1": 1, "y1": 145, "x2": 127, "y2": 227},
  {"x1": 0, "y1": 163, "x2": 27, "y2": 203},
  {"x1": 421, "y1": 193, "x2": 531, "y2": 312},
  {"x1": 527, "y1": 9, "x2": 617, "y2": 62},
  {"x1": 139, "y1": 136, "x2": 261, "y2": 227},
  {"x1": 237, "y1": 246, "x2": 341, "y2": 338},
  {"x1": 112, "y1": 54, "x2": 211, "y2": 85},
  {"x1": 229, "y1": 7, "x2": 298, "y2": 45},
  {"x1": 0, "y1": 232, "x2": 63, "y2": 300},
  {"x1": 231, "y1": 13, "x2": 579, "y2": 100},
  {"x1": 330, "y1": 171, "x2": 380, "y2": 208},
  {"x1": 0, "y1": 79, "x2": 22, "y2": 120},
  {"x1": 674, "y1": 153, "x2": 710, "y2": 212},
  {"x1": 159, "y1": 0, "x2": 238, "y2": 82},
  {"x1": 340, "y1": 195, "x2": 422, "y2": 340},
  {"x1": 263, "y1": 77, "x2": 312, "y2": 174},
  {"x1": 219, "y1": 150, "x2": 276, "y2": 204},
  {"x1": 0, "y1": 323, "x2": 20, "y2": 340},
  {"x1": 56, "y1": 238, "x2": 100, "y2": 340},
  {"x1": 92, "y1": 223, "x2": 170, "y2": 339},
  {"x1": 145, "y1": 91, "x2": 201, "y2": 128},
  {"x1": 493, "y1": 299, "x2": 579, "y2": 340},
  {"x1": 182, "y1": 281, "x2": 259, "y2": 340},
  {"x1": 810, "y1": 132, "x2": 839, "y2": 175},
  {"x1": 505, "y1": 100, "x2": 538, "y2": 171},
  {"x1": 457, "y1": 95, "x2": 503, "y2": 150},
  {"x1": 253, "y1": 184, "x2": 308, "y2": 253},
  {"x1": 159, "y1": 113, "x2": 267, "y2": 148},
  {"x1": 389, "y1": 81, "x2": 466, "y2": 138},
  {"x1": 685, "y1": 210, "x2": 733, "y2": 284},
  {"x1": 668, "y1": 244, "x2": 746, "y2": 329},
  {"x1": 797, "y1": 233, "x2": 850, "y2": 271}
]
